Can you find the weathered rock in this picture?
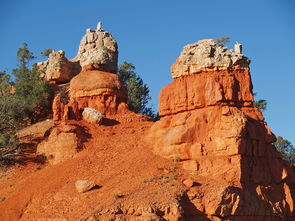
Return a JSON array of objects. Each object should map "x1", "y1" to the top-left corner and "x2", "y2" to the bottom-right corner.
[
  {"x1": 183, "y1": 178, "x2": 195, "y2": 188},
  {"x1": 37, "y1": 123, "x2": 83, "y2": 165},
  {"x1": 171, "y1": 39, "x2": 250, "y2": 78},
  {"x1": 75, "y1": 180, "x2": 96, "y2": 193},
  {"x1": 52, "y1": 70, "x2": 128, "y2": 121},
  {"x1": 38, "y1": 21, "x2": 118, "y2": 84},
  {"x1": 159, "y1": 69, "x2": 254, "y2": 116},
  {"x1": 82, "y1": 107, "x2": 103, "y2": 124},
  {"x1": 44, "y1": 23, "x2": 129, "y2": 121},
  {"x1": 16, "y1": 119, "x2": 54, "y2": 142},
  {"x1": 69, "y1": 70, "x2": 123, "y2": 98},
  {"x1": 38, "y1": 50, "x2": 79, "y2": 84},
  {"x1": 72, "y1": 21, "x2": 118, "y2": 73},
  {"x1": 146, "y1": 39, "x2": 295, "y2": 219}
]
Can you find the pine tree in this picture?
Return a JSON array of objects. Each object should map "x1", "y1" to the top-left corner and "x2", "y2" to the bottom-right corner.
[
  {"x1": 41, "y1": 48, "x2": 53, "y2": 58},
  {"x1": 13, "y1": 43, "x2": 53, "y2": 123},
  {"x1": 274, "y1": 136, "x2": 295, "y2": 164},
  {"x1": 118, "y1": 62, "x2": 157, "y2": 118}
]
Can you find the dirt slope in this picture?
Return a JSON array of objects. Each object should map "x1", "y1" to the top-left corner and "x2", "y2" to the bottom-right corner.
[{"x1": 0, "y1": 118, "x2": 189, "y2": 220}]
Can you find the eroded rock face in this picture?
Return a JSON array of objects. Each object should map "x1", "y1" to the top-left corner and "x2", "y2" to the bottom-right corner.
[
  {"x1": 160, "y1": 69, "x2": 254, "y2": 116},
  {"x1": 171, "y1": 39, "x2": 250, "y2": 78},
  {"x1": 38, "y1": 22, "x2": 118, "y2": 84},
  {"x1": 38, "y1": 50, "x2": 79, "y2": 84},
  {"x1": 72, "y1": 28, "x2": 118, "y2": 73},
  {"x1": 37, "y1": 123, "x2": 84, "y2": 165},
  {"x1": 44, "y1": 23, "x2": 128, "y2": 121},
  {"x1": 146, "y1": 40, "x2": 295, "y2": 219},
  {"x1": 52, "y1": 70, "x2": 128, "y2": 121}
]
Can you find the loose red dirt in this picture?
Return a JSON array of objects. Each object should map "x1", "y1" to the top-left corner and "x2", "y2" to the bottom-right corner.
[{"x1": 0, "y1": 117, "x2": 187, "y2": 220}]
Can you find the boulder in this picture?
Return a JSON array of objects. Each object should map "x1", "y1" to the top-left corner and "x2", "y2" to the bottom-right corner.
[
  {"x1": 82, "y1": 107, "x2": 103, "y2": 124},
  {"x1": 72, "y1": 25, "x2": 118, "y2": 73},
  {"x1": 75, "y1": 180, "x2": 96, "y2": 193}
]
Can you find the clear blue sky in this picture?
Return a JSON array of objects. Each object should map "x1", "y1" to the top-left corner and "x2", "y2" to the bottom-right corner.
[{"x1": 0, "y1": 0, "x2": 294, "y2": 144}]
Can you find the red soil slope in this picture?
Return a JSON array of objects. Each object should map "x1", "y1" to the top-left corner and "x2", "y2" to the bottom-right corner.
[{"x1": 0, "y1": 117, "x2": 192, "y2": 220}]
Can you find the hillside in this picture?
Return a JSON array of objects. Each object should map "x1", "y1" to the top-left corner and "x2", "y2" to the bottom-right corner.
[{"x1": 0, "y1": 22, "x2": 294, "y2": 221}]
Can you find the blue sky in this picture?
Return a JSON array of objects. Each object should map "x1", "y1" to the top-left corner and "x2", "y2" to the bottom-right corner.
[{"x1": 0, "y1": 0, "x2": 294, "y2": 144}]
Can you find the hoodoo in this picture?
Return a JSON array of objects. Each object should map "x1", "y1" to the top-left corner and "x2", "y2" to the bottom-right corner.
[
  {"x1": 146, "y1": 39, "x2": 295, "y2": 219},
  {"x1": 43, "y1": 22, "x2": 129, "y2": 121}
]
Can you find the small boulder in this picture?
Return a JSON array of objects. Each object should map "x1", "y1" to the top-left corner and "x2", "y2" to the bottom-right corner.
[
  {"x1": 75, "y1": 180, "x2": 96, "y2": 193},
  {"x1": 82, "y1": 107, "x2": 104, "y2": 124},
  {"x1": 183, "y1": 178, "x2": 195, "y2": 188}
]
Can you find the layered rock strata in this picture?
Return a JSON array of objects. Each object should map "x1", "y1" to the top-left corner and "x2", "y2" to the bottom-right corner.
[
  {"x1": 146, "y1": 40, "x2": 295, "y2": 219},
  {"x1": 45, "y1": 22, "x2": 128, "y2": 121},
  {"x1": 52, "y1": 70, "x2": 127, "y2": 121}
]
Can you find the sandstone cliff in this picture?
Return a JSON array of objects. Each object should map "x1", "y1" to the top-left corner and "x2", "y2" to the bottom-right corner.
[{"x1": 146, "y1": 39, "x2": 295, "y2": 220}]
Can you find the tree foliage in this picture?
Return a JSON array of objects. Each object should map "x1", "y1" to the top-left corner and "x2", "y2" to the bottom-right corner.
[
  {"x1": 214, "y1": 36, "x2": 230, "y2": 45},
  {"x1": 253, "y1": 93, "x2": 294, "y2": 163},
  {"x1": 0, "y1": 43, "x2": 53, "y2": 165},
  {"x1": 13, "y1": 43, "x2": 54, "y2": 124},
  {"x1": 41, "y1": 48, "x2": 53, "y2": 58},
  {"x1": 253, "y1": 93, "x2": 267, "y2": 112},
  {"x1": 118, "y1": 61, "x2": 157, "y2": 118},
  {"x1": 274, "y1": 136, "x2": 295, "y2": 164},
  {"x1": 253, "y1": 100, "x2": 267, "y2": 112},
  {"x1": 16, "y1": 42, "x2": 35, "y2": 70},
  {"x1": 0, "y1": 72, "x2": 24, "y2": 164}
]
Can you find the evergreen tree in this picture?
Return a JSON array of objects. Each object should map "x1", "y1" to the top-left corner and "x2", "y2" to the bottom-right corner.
[
  {"x1": 253, "y1": 93, "x2": 267, "y2": 112},
  {"x1": 41, "y1": 48, "x2": 53, "y2": 58},
  {"x1": 214, "y1": 36, "x2": 230, "y2": 45},
  {"x1": 13, "y1": 43, "x2": 53, "y2": 123},
  {"x1": 274, "y1": 136, "x2": 295, "y2": 164},
  {"x1": 0, "y1": 43, "x2": 54, "y2": 165},
  {"x1": 0, "y1": 71, "x2": 25, "y2": 163},
  {"x1": 253, "y1": 93, "x2": 294, "y2": 163},
  {"x1": 16, "y1": 42, "x2": 35, "y2": 71},
  {"x1": 118, "y1": 62, "x2": 157, "y2": 118}
]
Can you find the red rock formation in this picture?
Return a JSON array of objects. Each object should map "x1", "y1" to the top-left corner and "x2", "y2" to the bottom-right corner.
[
  {"x1": 38, "y1": 22, "x2": 118, "y2": 84},
  {"x1": 146, "y1": 39, "x2": 295, "y2": 219},
  {"x1": 49, "y1": 23, "x2": 129, "y2": 122},
  {"x1": 37, "y1": 122, "x2": 86, "y2": 165},
  {"x1": 53, "y1": 70, "x2": 128, "y2": 121}
]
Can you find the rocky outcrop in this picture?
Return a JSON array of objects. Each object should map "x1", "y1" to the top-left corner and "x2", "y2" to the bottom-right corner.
[
  {"x1": 52, "y1": 70, "x2": 128, "y2": 121},
  {"x1": 72, "y1": 26, "x2": 118, "y2": 73},
  {"x1": 43, "y1": 22, "x2": 129, "y2": 122},
  {"x1": 38, "y1": 21, "x2": 118, "y2": 84},
  {"x1": 171, "y1": 39, "x2": 250, "y2": 78},
  {"x1": 37, "y1": 123, "x2": 86, "y2": 165},
  {"x1": 38, "y1": 50, "x2": 79, "y2": 84},
  {"x1": 146, "y1": 39, "x2": 295, "y2": 219}
]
